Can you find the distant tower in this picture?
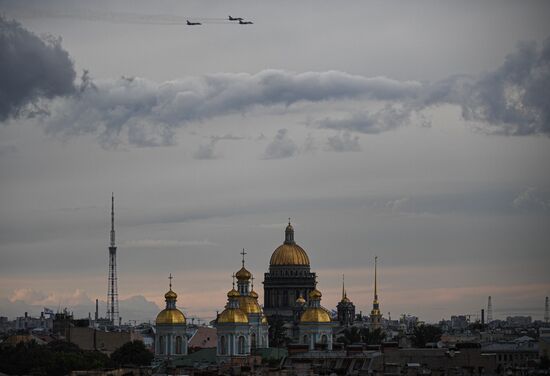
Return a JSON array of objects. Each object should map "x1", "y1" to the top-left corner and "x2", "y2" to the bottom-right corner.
[
  {"x1": 107, "y1": 193, "x2": 119, "y2": 326},
  {"x1": 370, "y1": 256, "x2": 382, "y2": 330},
  {"x1": 487, "y1": 296, "x2": 493, "y2": 323},
  {"x1": 545, "y1": 296, "x2": 549, "y2": 323}
]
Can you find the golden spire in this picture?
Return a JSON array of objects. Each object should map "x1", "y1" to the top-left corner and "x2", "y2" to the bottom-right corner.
[
  {"x1": 374, "y1": 256, "x2": 378, "y2": 301},
  {"x1": 342, "y1": 274, "x2": 345, "y2": 300}
]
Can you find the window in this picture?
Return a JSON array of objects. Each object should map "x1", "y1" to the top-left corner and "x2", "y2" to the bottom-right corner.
[
  {"x1": 251, "y1": 333, "x2": 256, "y2": 348},
  {"x1": 303, "y1": 335, "x2": 308, "y2": 344},
  {"x1": 175, "y1": 336, "x2": 182, "y2": 354},
  {"x1": 321, "y1": 335, "x2": 328, "y2": 344},
  {"x1": 159, "y1": 336, "x2": 164, "y2": 354},
  {"x1": 220, "y1": 335, "x2": 227, "y2": 355},
  {"x1": 238, "y1": 336, "x2": 246, "y2": 354}
]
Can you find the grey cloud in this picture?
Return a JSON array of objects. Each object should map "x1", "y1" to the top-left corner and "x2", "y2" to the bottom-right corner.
[
  {"x1": 263, "y1": 128, "x2": 298, "y2": 159},
  {"x1": 459, "y1": 39, "x2": 550, "y2": 135},
  {"x1": 39, "y1": 70, "x2": 421, "y2": 147},
  {"x1": 512, "y1": 187, "x2": 550, "y2": 211},
  {"x1": 0, "y1": 17, "x2": 76, "y2": 121},
  {"x1": 326, "y1": 131, "x2": 361, "y2": 152},
  {"x1": 193, "y1": 140, "x2": 218, "y2": 160}
]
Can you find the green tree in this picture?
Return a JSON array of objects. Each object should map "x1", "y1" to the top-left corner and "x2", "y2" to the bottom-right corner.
[
  {"x1": 268, "y1": 315, "x2": 290, "y2": 348},
  {"x1": 362, "y1": 327, "x2": 385, "y2": 345},
  {"x1": 110, "y1": 340, "x2": 153, "y2": 366},
  {"x1": 411, "y1": 324, "x2": 442, "y2": 348}
]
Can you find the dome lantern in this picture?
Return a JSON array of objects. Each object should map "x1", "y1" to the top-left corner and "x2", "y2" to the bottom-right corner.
[{"x1": 284, "y1": 218, "x2": 295, "y2": 244}]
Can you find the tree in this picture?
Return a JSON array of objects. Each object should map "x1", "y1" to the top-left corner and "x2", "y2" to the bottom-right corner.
[
  {"x1": 362, "y1": 327, "x2": 385, "y2": 345},
  {"x1": 110, "y1": 340, "x2": 153, "y2": 366},
  {"x1": 268, "y1": 315, "x2": 290, "y2": 348},
  {"x1": 337, "y1": 326, "x2": 362, "y2": 345},
  {"x1": 411, "y1": 324, "x2": 442, "y2": 348}
]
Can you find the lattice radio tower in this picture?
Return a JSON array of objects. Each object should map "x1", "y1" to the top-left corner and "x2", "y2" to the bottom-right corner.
[
  {"x1": 487, "y1": 296, "x2": 493, "y2": 323},
  {"x1": 545, "y1": 296, "x2": 549, "y2": 323},
  {"x1": 107, "y1": 193, "x2": 119, "y2": 326}
]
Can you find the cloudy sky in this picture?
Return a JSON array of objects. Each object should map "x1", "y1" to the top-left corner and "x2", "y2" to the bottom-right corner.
[{"x1": 1, "y1": 0, "x2": 549, "y2": 324}]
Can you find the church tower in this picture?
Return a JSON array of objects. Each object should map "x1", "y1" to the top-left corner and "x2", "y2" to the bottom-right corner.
[
  {"x1": 263, "y1": 220, "x2": 316, "y2": 320},
  {"x1": 155, "y1": 274, "x2": 187, "y2": 358},
  {"x1": 298, "y1": 284, "x2": 334, "y2": 350},
  {"x1": 370, "y1": 256, "x2": 382, "y2": 330},
  {"x1": 337, "y1": 274, "x2": 355, "y2": 326}
]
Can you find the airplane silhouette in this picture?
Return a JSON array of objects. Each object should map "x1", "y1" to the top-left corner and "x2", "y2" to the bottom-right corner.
[
  {"x1": 239, "y1": 19, "x2": 253, "y2": 25},
  {"x1": 186, "y1": 20, "x2": 202, "y2": 26},
  {"x1": 228, "y1": 15, "x2": 243, "y2": 21}
]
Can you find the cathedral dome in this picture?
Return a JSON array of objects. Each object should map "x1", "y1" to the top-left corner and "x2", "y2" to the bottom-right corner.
[
  {"x1": 249, "y1": 289, "x2": 259, "y2": 299},
  {"x1": 156, "y1": 308, "x2": 186, "y2": 325},
  {"x1": 300, "y1": 307, "x2": 331, "y2": 323},
  {"x1": 270, "y1": 220, "x2": 310, "y2": 266},
  {"x1": 309, "y1": 288, "x2": 322, "y2": 299},
  {"x1": 227, "y1": 288, "x2": 240, "y2": 298},
  {"x1": 270, "y1": 243, "x2": 310, "y2": 266},
  {"x1": 218, "y1": 308, "x2": 249, "y2": 324},
  {"x1": 165, "y1": 290, "x2": 177, "y2": 300}
]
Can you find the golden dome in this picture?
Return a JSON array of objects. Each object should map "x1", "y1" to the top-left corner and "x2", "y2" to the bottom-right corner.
[
  {"x1": 249, "y1": 289, "x2": 259, "y2": 299},
  {"x1": 165, "y1": 290, "x2": 177, "y2": 300},
  {"x1": 227, "y1": 288, "x2": 240, "y2": 298},
  {"x1": 238, "y1": 295, "x2": 262, "y2": 314},
  {"x1": 218, "y1": 308, "x2": 249, "y2": 324},
  {"x1": 309, "y1": 288, "x2": 322, "y2": 299},
  {"x1": 156, "y1": 308, "x2": 186, "y2": 325},
  {"x1": 300, "y1": 307, "x2": 332, "y2": 323},
  {"x1": 235, "y1": 266, "x2": 252, "y2": 280},
  {"x1": 270, "y1": 243, "x2": 310, "y2": 266},
  {"x1": 296, "y1": 295, "x2": 306, "y2": 305}
]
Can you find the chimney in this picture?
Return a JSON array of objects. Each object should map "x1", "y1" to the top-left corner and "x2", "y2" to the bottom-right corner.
[
  {"x1": 95, "y1": 299, "x2": 98, "y2": 321},
  {"x1": 481, "y1": 309, "x2": 485, "y2": 325}
]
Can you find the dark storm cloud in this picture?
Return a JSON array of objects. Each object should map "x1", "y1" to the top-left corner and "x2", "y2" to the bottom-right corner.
[
  {"x1": 2, "y1": 16, "x2": 549, "y2": 147},
  {"x1": 0, "y1": 17, "x2": 75, "y2": 121}
]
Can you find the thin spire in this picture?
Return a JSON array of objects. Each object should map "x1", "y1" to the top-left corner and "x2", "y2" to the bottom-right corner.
[
  {"x1": 342, "y1": 274, "x2": 345, "y2": 300},
  {"x1": 231, "y1": 273, "x2": 236, "y2": 289},
  {"x1": 110, "y1": 193, "x2": 116, "y2": 247},
  {"x1": 169, "y1": 273, "x2": 173, "y2": 290},
  {"x1": 374, "y1": 256, "x2": 378, "y2": 300},
  {"x1": 251, "y1": 276, "x2": 255, "y2": 290},
  {"x1": 240, "y1": 248, "x2": 247, "y2": 267}
]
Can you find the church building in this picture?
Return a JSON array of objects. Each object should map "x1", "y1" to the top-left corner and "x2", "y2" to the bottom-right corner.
[
  {"x1": 263, "y1": 221, "x2": 317, "y2": 321},
  {"x1": 154, "y1": 275, "x2": 188, "y2": 358}
]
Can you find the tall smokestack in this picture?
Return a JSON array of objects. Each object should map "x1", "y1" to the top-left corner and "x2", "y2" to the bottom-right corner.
[
  {"x1": 95, "y1": 299, "x2": 98, "y2": 321},
  {"x1": 481, "y1": 309, "x2": 485, "y2": 325}
]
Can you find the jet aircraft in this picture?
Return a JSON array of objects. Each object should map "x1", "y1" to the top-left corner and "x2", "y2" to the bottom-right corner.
[
  {"x1": 239, "y1": 19, "x2": 253, "y2": 24},
  {"x1": 228, "y1": 15, "x2": 243, "y2": 21},
  {"x1": 186, "y1": 20, "x2": 202, "y2": 25}
]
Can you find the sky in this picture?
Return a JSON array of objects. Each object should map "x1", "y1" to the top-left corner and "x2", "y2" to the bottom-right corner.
[{"x1": 0, "y1": 0, "x2": 549, "y2": 324}]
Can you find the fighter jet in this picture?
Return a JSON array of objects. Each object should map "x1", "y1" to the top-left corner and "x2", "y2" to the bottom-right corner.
[
  {"x1": 239, "y1": 19, "x2": 253, "y2": 24},
  {"x1": 228, "y1": 15, "x2": 243, "y2": 21},
  {"x1": 186, "y1": 20, "x2": 202, "y2": 25}
]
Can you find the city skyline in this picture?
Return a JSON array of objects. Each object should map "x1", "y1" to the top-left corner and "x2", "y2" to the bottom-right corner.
[{"x1": 1, "y1": 0, "x2": 549, "y2": 324}]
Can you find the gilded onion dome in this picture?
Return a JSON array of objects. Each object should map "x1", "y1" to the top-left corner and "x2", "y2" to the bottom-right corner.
[
  {"x1": 270, "y1": 220, "x2": 310, "y2": 266},
  {"x1": 296, "y1": 295, "x2": 306, "y2": 305},
  {"x1": 235, "y1": 266, "x2": 252, "y2": 280},
  {"x1": 300, "y1": 307, "x2": 332, "y2": 323},
  {"x1": 238, "y1": 295, "x2": 262, "y2": 314},
  {"x1": 300, "y1": 283, "x2": 332, "y2": 323},
  {"x1": 218, "y1": 308, "x2": 249, "y2": 324},
  {"x1": 218, "y1": 286, "x2": 249, "y2": 324},
  {"x1": 249, "y1": 289, "x2": 259, "y2": 299},
  {"x1": 156, "y1": 275, "x2": 186, "y2": 325},
  {"x1": 309, "y1": 288, "x2": 322, "y2": 299}
]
